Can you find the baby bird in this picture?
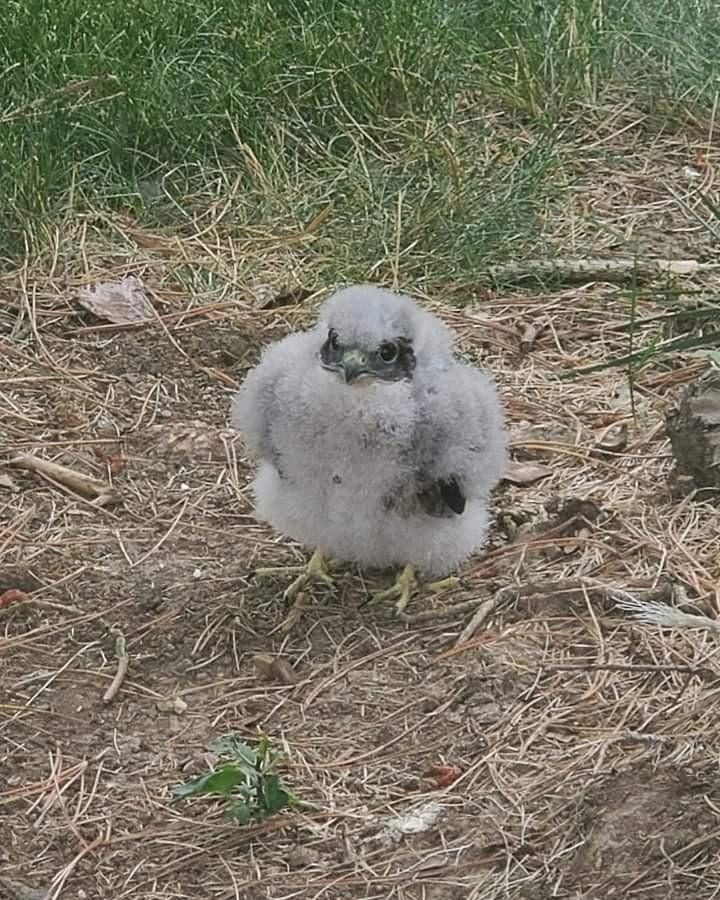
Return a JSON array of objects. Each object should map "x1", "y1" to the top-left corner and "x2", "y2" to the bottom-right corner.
[{"x1": 231, "y1": 284, "x2": 507, "y2": 617}]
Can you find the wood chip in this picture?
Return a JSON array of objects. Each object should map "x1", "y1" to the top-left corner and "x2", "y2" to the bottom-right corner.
[
  {"x1": 253, "y1": 653, "x2": 300, "y2": 685},
  {"x1": 503, "y1": 460, "x2": 553, "y2": 485},
  {"x1": 594, "y1": 422, "x2": 628, "y2": 454},
  {"x1": 423, "y1": 763, "x2": 462, "y2": 788},
  {"x1": 253, "y1": 284, "x2": 312, "y2": 310},
  {"x1": 518, "y1": 318, "x2": 548, "y2": 353},
  {"x1": 591, "y1": 411, "x2": 625, "y2": 428},
  {"x1": 77, "y1": 274, "x2": 154, "y2": 324},
  {"x1": 0, "y1": 589, "x2": 31, "y2": 609},
  {"x1": 148, "y1": 420, "x2": 227, "y2": 461}
]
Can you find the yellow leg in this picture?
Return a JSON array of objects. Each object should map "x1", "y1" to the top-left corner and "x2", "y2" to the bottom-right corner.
[
  {"x1": 427, "y1": 575, "x2": 461, "y2": 594},
  {"x1": 371, "y1": 564, "x2": 418, "y2": 614},
  {"x1": 371, "y1": 567, "x2": 461, "y2": 614},
  {"x1": 255, "y1": 549, "x2": 336, "y2": 601},
  {"x1": 256, "y1": 549, "x2": 336, "y2": 631}
]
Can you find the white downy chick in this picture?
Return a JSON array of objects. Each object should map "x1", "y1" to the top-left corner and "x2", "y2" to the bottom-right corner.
[{"x1": 231, "y1": 284, "x2": 507, "y2": 612}]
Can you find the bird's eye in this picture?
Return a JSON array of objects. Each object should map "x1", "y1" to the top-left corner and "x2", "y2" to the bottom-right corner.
[
  {"x1": 328, "y1": 329, "x2": 339, "y2": 351},
  {"x1": 379, "y1": 341, "x2": 399, "y2": 364}
]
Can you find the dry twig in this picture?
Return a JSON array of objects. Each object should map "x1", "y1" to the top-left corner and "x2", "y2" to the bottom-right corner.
[
  {"x1": 103, "y1": 628, "x2": 129, "y2": 703},
  {"x1": 486, "y1": 257, "x2": 717, "y2": 284},
  {"x1": 8, "y1": 453, "x2": 119, "y2": 506}
]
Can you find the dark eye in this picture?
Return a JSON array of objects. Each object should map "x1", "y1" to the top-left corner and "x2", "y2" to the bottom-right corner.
[
  {"x1": 328, "y1": 329, "x2": 339, "y2": 351},
  {"x1": 379, "y1": 341, "x2": 399, "y2": 363}
]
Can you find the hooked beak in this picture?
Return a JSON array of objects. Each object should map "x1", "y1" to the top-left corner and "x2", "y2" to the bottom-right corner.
[{"x1": 339, "y1": 349, "x2": 371, "y2": 384}]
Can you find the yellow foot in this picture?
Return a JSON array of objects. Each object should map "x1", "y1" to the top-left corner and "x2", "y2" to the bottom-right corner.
[
  {"x1": 371, "y1": 564, "x2": 418, "y2": 614},
  {"x1": 371, "y1": 566, "x2": 461, "y2": 614},
  {"x1": 255, "y1": 549, "x2": 336, "y2": 631},
  {"x1": 427, "y1": 575, "x2": 461, "y2": 594}
]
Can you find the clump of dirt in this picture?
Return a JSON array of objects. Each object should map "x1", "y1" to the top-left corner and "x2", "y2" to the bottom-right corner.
[{"x1": 568, "y1": 763, "x2": 720, "y2": 898}]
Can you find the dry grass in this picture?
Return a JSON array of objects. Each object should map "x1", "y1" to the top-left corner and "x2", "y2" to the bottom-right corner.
[{"x1": 3, "y1": 117, "x2": 720, "y2": 900}]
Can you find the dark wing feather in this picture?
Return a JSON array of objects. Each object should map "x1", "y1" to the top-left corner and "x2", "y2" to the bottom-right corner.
[
  {"x1": 439, "y1": 477, "x2": 466, "y2": 514},
  {"x1": 416, "y1": 475, "x2": 466, "y2": 517}
]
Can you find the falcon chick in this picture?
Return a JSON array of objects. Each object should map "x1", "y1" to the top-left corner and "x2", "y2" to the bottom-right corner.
[{"x1": 231, "y1": 284, "x2": 507, "y2": 618}]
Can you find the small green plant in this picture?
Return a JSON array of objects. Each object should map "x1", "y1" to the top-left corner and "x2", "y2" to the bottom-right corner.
[{"x1": 172, "y1": 733, "x2": 301, "y2": 823}]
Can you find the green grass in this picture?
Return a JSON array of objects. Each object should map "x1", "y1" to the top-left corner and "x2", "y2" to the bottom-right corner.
[
  {"x1": 3, "y1": 0, "x2": 720, "y2": 274},
  {"x1": 469, "y1": 0, "x2": 720, "y2": 119}
]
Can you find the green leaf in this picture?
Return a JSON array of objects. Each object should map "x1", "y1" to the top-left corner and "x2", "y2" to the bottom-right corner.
[
  {"x1": 209, "y1": 735, "x2": 258, "y2": 767},
  {"x1": 260, "y1": 774, "x2": 291, "y2": 815},
  {"x1": 171, "y1": 764, "x2": 248, "y2": 800},
  {"x1": 225, "y1": 802, "x2": 253, "y2": 824},
  {"x1": 172, "y1": 734, "x2": 302, "y2": 824}
]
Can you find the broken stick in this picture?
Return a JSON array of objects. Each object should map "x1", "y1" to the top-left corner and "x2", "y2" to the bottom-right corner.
[
  {"x1": 9, "y1": 453, "x2": 119, "y2": 506},
  {"x1": 103, "y1": 629, "x2": 129, "y2": 703},
  {"x1": 486, "y1": 257, "x2": 715, "y2": 285}
]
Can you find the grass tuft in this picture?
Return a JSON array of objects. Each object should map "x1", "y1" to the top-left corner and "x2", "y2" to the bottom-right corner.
[{"x1": 4, "y1": 0, "x2": 720, "y2": 276}]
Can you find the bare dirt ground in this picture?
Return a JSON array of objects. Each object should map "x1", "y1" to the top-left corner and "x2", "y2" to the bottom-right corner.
[{"x1": 3, "y1": 132, "x2": 720, "y2": 899}]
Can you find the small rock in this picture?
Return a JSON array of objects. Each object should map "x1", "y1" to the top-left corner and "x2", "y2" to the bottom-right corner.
[
  {"x1": 168, "y1": 716, "x2": 184, "y2": 734},
  {"x1": 286, "y1": 846, "x2": 321, "y2": 869},
  {"x1": 157, "y1": 697, "x2": 188, "y2": 714}
]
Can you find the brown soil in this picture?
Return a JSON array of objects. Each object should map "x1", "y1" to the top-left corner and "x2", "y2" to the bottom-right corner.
[{"x1": 3, "y1": 233, "x2": 720, "y2": 899}]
